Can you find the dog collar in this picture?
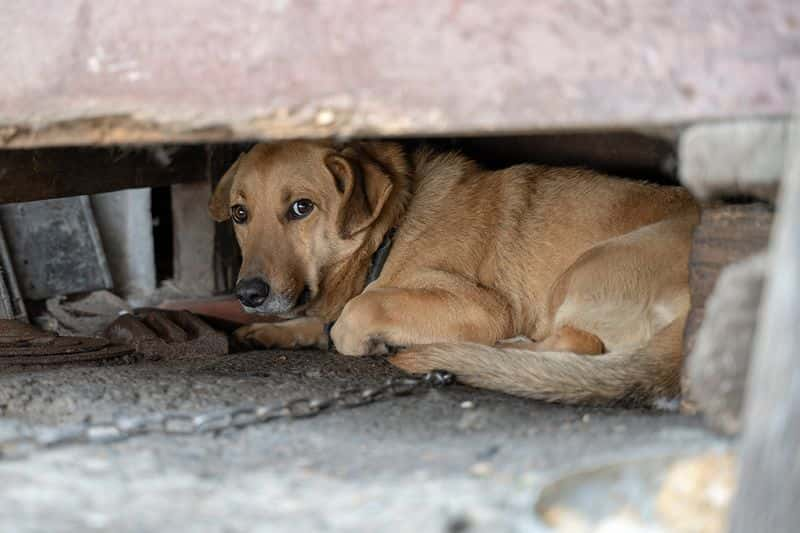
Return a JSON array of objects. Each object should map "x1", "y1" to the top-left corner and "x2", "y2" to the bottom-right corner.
[
  {"x1": 325, "y1": 228, "x2": 396, "y2": 352},
  {"x1": 365, "y1": 228, "x2": 396, "y2": 285}
]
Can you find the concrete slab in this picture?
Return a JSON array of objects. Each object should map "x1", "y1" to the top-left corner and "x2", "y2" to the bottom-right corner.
[
  {"x1": 1, "y1": 1, "x2": 798, "y2": 147},
  {"x1": 0, "y1": 349, "x2": 726, "y2": 532}
]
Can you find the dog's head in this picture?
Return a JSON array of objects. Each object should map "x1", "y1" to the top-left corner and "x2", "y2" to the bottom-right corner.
[{"x1": 209, "y1": 141, "x2": 404, "y2": 317}]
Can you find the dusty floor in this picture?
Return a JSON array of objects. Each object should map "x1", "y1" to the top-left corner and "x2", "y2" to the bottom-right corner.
[{"x1": 0, "y1": 348, "x2": 727, "y2": 532}]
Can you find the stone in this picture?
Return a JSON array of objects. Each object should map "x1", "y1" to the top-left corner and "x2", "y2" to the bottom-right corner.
[
  {"x1": 685, "y1": 253, "x2": 766, "y2": 435},
  {"x1": 679, "y1": 119, "x2": 788, "y2": 201}
]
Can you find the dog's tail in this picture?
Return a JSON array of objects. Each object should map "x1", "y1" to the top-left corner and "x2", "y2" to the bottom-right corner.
[{"x1": 391, "y1": 319, "x2": 685, "y2": 406}]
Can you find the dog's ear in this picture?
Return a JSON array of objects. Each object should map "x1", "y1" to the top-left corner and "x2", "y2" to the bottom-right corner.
[
  {"x1": 208, "y1": 155, "x2": 242, "y2": 222},
  {"x1": 325, "y1": 147, "x2": 394, "y2": 238}
]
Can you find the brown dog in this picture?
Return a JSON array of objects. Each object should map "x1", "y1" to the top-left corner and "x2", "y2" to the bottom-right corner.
[{"x1": 209, "y1": 141, "x2": 698, "y2": 405}]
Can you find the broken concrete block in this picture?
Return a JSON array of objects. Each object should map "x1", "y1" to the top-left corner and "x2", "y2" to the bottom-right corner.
[
  {"x1": 679, "y1": 119, "x2": 787, "y2": 201},
  {"x1": 685, "y1": 253, "x2": 767, "y2": 435}
]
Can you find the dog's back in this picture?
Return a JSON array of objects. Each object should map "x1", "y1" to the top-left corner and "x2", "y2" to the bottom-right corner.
[{"x1": 386, "y1": 149, "x2": 698, "y2": 405}]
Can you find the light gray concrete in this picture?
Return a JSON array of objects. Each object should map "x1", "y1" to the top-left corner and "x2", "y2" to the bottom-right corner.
[
  {"x1": 171, "y1": 182, "x2": 216, "y2": 296},
  {"x1": 730, "y1": 112, "x2": 800, "y2": 533},
  {"x1": 3, "y1": 1, "x2": 797, "y2": 148},
  {"x1": 0, "y1": 349, "x2": 725, "y2": 532},
  {"x1": 678, "y1": 119, "x2": 788, "y2": 201}
]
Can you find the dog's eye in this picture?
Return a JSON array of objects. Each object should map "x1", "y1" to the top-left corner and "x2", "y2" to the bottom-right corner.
[
  {"x1": 288, "y1": 199, "x2": 314, "y2": 220},
  {"x1": 230, "y1": 204, "x2": 248, "y2": 224}
]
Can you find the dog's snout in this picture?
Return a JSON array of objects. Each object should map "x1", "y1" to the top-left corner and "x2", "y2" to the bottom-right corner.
[{"x1": 235, "y1": 277, "x2": 270, "y2": 308}]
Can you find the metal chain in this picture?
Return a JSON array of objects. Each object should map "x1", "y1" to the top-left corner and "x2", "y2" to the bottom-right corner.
[{"x1": 0, "y1": 370, "x2": 455, "y2": 460}]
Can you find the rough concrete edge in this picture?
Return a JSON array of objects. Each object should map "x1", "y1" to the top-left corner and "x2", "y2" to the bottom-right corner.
[
  {"x1": 1, "y1": 110, "x2": 794, "y2": 149},
  {"x1": 678, "y1": 118, "x2": 788, "y2": 201}
]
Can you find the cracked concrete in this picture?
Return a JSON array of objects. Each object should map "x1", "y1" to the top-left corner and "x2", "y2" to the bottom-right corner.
[{"x1": 0, "y1": 349, "x2": 727, "y2": 532}]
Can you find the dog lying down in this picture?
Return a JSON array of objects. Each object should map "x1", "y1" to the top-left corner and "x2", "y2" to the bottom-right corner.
[{"x1": 209, "y1": 141, "x2": 699, "y2": 406}]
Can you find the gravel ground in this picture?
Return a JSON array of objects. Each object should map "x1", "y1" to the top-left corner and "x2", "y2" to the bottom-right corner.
[{"x1": 0, "y1": 349, "x2": 727, "y2": 532}]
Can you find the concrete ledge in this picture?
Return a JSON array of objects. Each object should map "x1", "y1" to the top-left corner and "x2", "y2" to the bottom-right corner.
[
  {"x1": 679, "y1": 119, "x2": 788, "y2": 200},
  {"x1": 1, "y1": 1, "x2": 798, "y2": 146}
]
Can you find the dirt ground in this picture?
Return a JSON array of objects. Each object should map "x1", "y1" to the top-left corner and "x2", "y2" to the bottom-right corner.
[{"x1": 0, "y1": 348, "x2": 727, "y2": 532}]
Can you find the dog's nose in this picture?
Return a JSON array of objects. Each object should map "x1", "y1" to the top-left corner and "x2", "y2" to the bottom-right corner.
[{"x1": 235, "y1": 277, "x2": 269, "y2": 308}]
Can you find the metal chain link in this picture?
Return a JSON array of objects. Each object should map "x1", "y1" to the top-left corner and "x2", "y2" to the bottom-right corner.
[{"x1": 0, "y1": 370, "x2": 455, "y2": 460}]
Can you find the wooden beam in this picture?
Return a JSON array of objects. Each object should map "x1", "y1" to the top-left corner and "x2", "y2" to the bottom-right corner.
[
  {"x1": 0, "y1": 0, "x2": 797, "y2": 147},
  {"x1": 0, "y1": 146, "x2": 207, "y2": 204},
  {"x1": 683, "y1": 203, "x2": 773, "y2": 355}
]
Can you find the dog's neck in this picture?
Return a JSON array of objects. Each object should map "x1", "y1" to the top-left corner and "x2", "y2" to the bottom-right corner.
[{"x1": 311, "y1": 143, "x2": 413, "y2": 321}]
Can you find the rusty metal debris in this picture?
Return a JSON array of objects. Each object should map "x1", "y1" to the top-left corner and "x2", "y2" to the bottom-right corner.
[
  {"x1": 104, "y1": 309, "x2": 228, "y2": 359},
  {"x1": 0, "y1": 319, "x2": 40, "y2": 337},
  {"x1": 0, "y1": 227, "x2": 26, "y2": 321},
  {"x1": 0, "y1": 334, "x2": 133, "y2": 366}
]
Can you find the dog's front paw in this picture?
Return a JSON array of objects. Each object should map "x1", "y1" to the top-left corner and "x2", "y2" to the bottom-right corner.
[
  {"x1": 233, "y1": 323, "x2": 288, "y2": 349},
  {"x1": 329, "y1": 320, "x2": 389, "y2": 356},
  {"x1": 329, "y1": 307, "x2": 391, "y2": 357}
]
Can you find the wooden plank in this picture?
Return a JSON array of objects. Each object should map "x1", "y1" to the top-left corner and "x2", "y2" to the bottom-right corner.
[
  {"x1": 683, "y1": 203, "x2": 773, "y2": 356},
  {"x1": 0, "y1": 146, "x2": 206, "y2": 204},
  {"x1": 0, "y1": 0, "x2": 798, "y2": 147},
  {"x1": 729, "y1": 127, "x2": 800, "y2": 532}
]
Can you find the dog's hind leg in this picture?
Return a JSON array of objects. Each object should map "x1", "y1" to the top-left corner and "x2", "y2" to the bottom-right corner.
[
  {"x1": 543, "y1": 214, "x2": 695, "y2": 357},
  {"x1": 330, "y1": 269, "x2": 513, "y2": 356},
  {"x1": 498, "y1": 327, "x2": 604, "y2": 355},
  {"x1": 530, "y1": 326, "x2": 605, "y2": 355}
]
